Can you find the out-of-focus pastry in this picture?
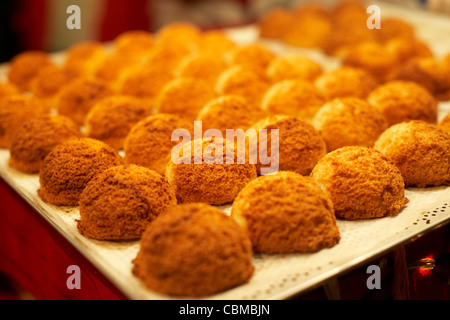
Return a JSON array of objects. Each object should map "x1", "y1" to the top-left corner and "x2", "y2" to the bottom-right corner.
[
  {"x1": 77, "y1": 164, "x2": 177, "y2": 241},
  {"x1": 156, "y1": 77, "x2": 216, "y2": 121},
  {"x1": 261, "y1": 79, "x2": 326, "y2": 122},
  {"x1": 176, "y1": 53, "x2": 229, "y2": 86},
  {"x1": 229, "y1": 44, "x2": 276, "y2": 76},
  {"x1": 438, "y1": 113, "x2": 450, "y2": 133},
  {"x1": 63, "y1": 41, "x2": 107, "y2": 77},
  {"x1": 231, "y1": 171, "x2": 340, "y2": 254},
  {"x1": 85, "y1": 95, "x2": 154, "y2": 150},
  {"x1": 394, "y1": 57, "x2": 450, "y2": 101},
  {"x1": 92, "y1": 53, "x2": 139, "y2": 87},
  {"x1": 8, "y1": 114, "x2": 82, "y2": 173},
  {"x1": 252, "y1": 115, "x2": 327, "y2": 175},
  {"x1": 0, "y1": 82, "x2": 20, "y2": 101},
  {"x1": 258, "y1": 8, "x2": 295, "y2": 40},
  {"x1": 197, "y1": 95, "x2": 266, "y2": 135},
  {"x1": 311, "y1": 146, "x2": 408, "y2": 220},
  {"x1": 216, "y1": 66, "x2": 271, "y2": 107},
  {"x1": 266, "y1": 54, "x2": 323, "y2": 83},
  {"x1": 113, "y1": 30, "x2": 154, "y2": 62},
  {"x1": 0, "y1": 95, "x2": 49, "y2": 148},
  {"x1": 132, "y1": 203, "x2": 254, "y2": 297},
  {"x1": 38, "y1": 138, "x2": 123, "y2": 206},
  {"x1": 165, "y1": 137, "x2": 257, "y2": 205},
  {"x1": 124, "y1": 114, "x2": 194, "y2": 175},
  {"x1": 283, "y1": 11, "x2": 332, "y2": 49},
  {"x1": 342, "y1": 41, "x2": 398, "y2": 82},
  {"x1": 374, "y1": 120, "x2": 450, "y2": 187},
  {"x1": 375, "y1": 18, "x2": 415, "y2": 44},
  {"x1": 56, "y1": 78, "x2": 113, "y2": 125},
  {"x1": 313, "y1": 97, "x2": 389, "y2": 151},
  {"x1": 367, "y1": 80, "x2": 438, "y2": 126},
  {"x1": 199, "y1": 31, "x2": 237, "y2": 58},
  {"x1": 314, "y1": 67, "x2": 377, "y2": 100},
  {"x1": 386, "y1": 38, "x2": 433, "y2": 64},
  {"x1": 30, "y1": 65, "x2": 78, "y2": 109},
  {"x1": 7, "y1": 51, "x2": 53, "y2": 92},
  {"x1": 154, "y1": 22, "x2": 201, "y2": 49}
]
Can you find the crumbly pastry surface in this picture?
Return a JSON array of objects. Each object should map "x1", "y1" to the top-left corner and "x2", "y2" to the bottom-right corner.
[
  {"x1": 77, "y1": 164, "x2": 177, "y2": 240},
  {"x1": 231, "y1": 171, "x2": 340, "y2": 254},
  {"x1": 439, "y1": 113, "x2": 450, "y2": 133},
  {"x1": 8, "y1": 114, "x2": 82, "y2": 173},
  {"x1": 311, "y1": 146, "x2": 408, "y2": 220},
  {"x1": 313, "y1": 97, "x2": 389, "y2": 151},
  {"x1": 132, "y1": 203, "x2": 254, "y2": 297},
  {"x1": 124, "y1": 113, "x2": 194, "y2": 175},
  {"x1": 374, "y1": 120, "x2": 450, "y2": 188},
  {"x1": 38, "y1": 138, "x2": 123, "y2": 206}
]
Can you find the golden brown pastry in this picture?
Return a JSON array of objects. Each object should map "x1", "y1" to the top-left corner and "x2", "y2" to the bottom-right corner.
[
  {"x1": 266, "y1": 54, "x2": 323, "y2": 83},
  {"x1": 311, "y1": 146, "x2": 408, "y2": 220},
  {"x1": 374, "y1": 18, "x2": 415, "y2": 44},
  {"x1": 261, "y1": 79, "x2": 326, "y2": 122},
  {"x1": 77, "y1": 164, "x2": 177, "y2": 240},
  {"x1": 8, "y1": 114, "x2": 82, "y2": 173},
  {"x1": 7, "y1": 51, "x2": 53, "y2": 92},
  {"x1": 176, "y1": 53, "x2": 229, "y2": 87},
  {"x1": 156, "y1": 77, "x2": 216, "y2": 121},
  {"x1": 258, "y1": 8, "x2": 295, "y2": 40},
  {"x1": 231, "y1": 171, "x2": 340, "y2": 254},
  {"x1": 386, "y1": 38, "x2": 433, "y2": 64},
  {"x1": 0, "y1": 95, "x2": 49, "y2": 148},
  {"x1": 124, "y1": 114, "x2": 194, "y2": 175},
  {"x1": 215, "y1": 66, "x2": 271, "y2": 107},
  {"x1": 314, "y1": 67, "x2": 378, "y2": 100},
  {"x1": 197, "y1": 95, "x2": 267, "y2": 135},
  {"x1": 132, "y1": 203, "x2": 254, "y2": 297},
  {"x1": 0, "y1": 82, "x2": 20, "y2": 101},
  {"x1": 113, "y1": 30, "x2": 154, "y2": 62},
  {"x1": 313, "y1": 97, "x2": 389, "y2": 151},
  {"x1": 165, "y1": 137, "x2": 257, "y2": 205},
  {"x1": 198, "y1": 31, "x2": 237, "y2": 58},
  {"x1": 438, "y1": 113, "x2": 450, "y2": 133},
  {"x1": 374, "y1": 120, "x2": 450, "y2": 187},
  {"x1": 63, "y1": 41, "x2": 106, "y2": 77},
  {"x1": 367, "y1": 80, "x2": 438, "y2": 126},
  {"x1": 229, "y1": 44, "x2": 276, "y2": 76},
  {"x1": 56, "y1": 78, "x2": 114, "y2": 125},
  {"x1": 38, "y1": 138, "x2": 123, "y2": 206},
  {"x1": 85, "y1": 95, "x2": 153, "y2": 150}
]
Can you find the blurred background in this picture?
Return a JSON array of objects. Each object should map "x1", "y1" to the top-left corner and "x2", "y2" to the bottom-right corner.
[{"x1": 1, "y1": 0, "x2": 450, "y2": 63}]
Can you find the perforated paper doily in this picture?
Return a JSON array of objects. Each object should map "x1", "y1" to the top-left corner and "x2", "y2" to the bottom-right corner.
[{"x1": 1, "y1": 1, "x2": 450, "y2": 300}]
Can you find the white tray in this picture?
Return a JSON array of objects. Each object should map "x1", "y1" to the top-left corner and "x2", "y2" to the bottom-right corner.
[{"x1": 1, "y1": 1, "x2": 450, "y2": 300}]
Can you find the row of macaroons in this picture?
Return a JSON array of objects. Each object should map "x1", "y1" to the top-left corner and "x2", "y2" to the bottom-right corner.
[{"x1": 258, "y1": 0, "x2": 450, "y2": 100}]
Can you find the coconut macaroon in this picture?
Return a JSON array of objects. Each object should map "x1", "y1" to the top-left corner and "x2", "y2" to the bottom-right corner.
[
  {"x1": 56, "y1": 78, "x2": 114, "y2": 125},
  {"x1": 30, "y1": 64, "x2": 78, "y2": 109},
  {"x1": 215, "y1": 66, "x2": 271, "y2": 107},
  {"x1": 113, "y1": 30, "x2": 154, "y2": 62},
  {"x1": 176, "y1": 54, "x2": 229, "y2": 87},
  {"x1": 261, "y1": 79, "x2": 326, "y2": 122},
  {"x1": 266, "y1": 54, "x2": 323, "y2": 83},
  {"x1": 199, "y1": 31, "x2": 237, "y2": 58},
  {"x1": 439, "y1": 113, "x2": 450, "y2": 133},
  {"x1": 38, "y1": 138, "x2": 123, "y2": 206},
  {"x1": 7, "y1": 51, "x2": 53, "y2": 92},
  {"x1": 229, "y1": 44, "x2": 276, "y2": 76},
  {"x1": 374, "y1": 18, "x2": 415, "y2": 44},
  {"x1": 0, "y1": 95, "x2": 49, "y2": 148},
  {"x1": 8, "y1": 114, "x2": 82, "y2": 174},
  {"x1": 374, "y1": 120, "x2": 450, "y2": 188},
  {"x1": 165, "y1": 137, "x2": 257, "y2": 205},
  {"x1": 231, "y1": 171, "x2": 340, "y2": 254},
  {"x1": 258, "y1": 7, "x2": 295, "y2": 40},
  {"x1": 63, "y1": 41, "x2": 107, "y2": 77},
  {"x1": 310, "y1": 146, "x2": 408, "y2": 220},
  {"x1": 124, "y1": 114, "x2": 194, "y2": 175},
  {"x1": 77, "y1": 164, "x2": 177, "y2": 241},
  {"x1": 85, "y1": 95, "x2": 153, "y2": 150},
  {"x1": 394, "y1": 57, "x2": 450, "y2": 101},
  {"x1": 313, "y1": 98, "x2": 389, "y2": 151},
  {"x1": 197, "y1": 95, "x2": 267, "y2": 135},
  {"x1": 314, "y1": 67, "x2": 378, "y2": 100},
  {"x1": 133, "y1": 203, "x2": 254, "y2": 297},
  {"x1": 156, "y1": 77, "x2": 216, "y2": 121},
  {"x1": 386, "y1": 38, "x2": 433, "y2": 65},
  {"x1": 252, "y1": 115, "x2": 327, "y2": 175},
  {"x1": 367, "y1": 80, "x2": 438, "y2": 126},
  {"x1": 0, "y1": 82, "x2": 20, "y2": 101}
]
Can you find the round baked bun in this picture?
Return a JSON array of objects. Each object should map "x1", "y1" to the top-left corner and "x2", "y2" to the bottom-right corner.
[
  {"x1": 78, "y1": 164, "x2": 177, "y2": 240},
  {"x1": 374, "y1": 120, "x2": 450, "y2": 187},
  {"x1": 313, "y1": 97, "x2": 388, "y2": 151},
  {"x1": 252, "y1": 115, "x2": 327, "y2": 175},
  {"x1": 124, "y1": 114, "x2": 194, "y2": 175},
  {"x1": 38, "y1": 138, "x2": 123, "y2": 206},
  {"x1": 310, "y1": 146, "x2": 408, "y2": 220},
  {"x1": 8, "y1": 114, "x2": 82, "y2": 173},
  {"x1": 165, "y1": 137, "x2": 257, "y2": 205},
  {"x1": 8, "y1": 51, "x2": 53, "y2": 92},
  {"x1": 231, "y1": 171, "x2": 340, "y2": 254},
  {"x1": 132, "y1": 203, "x2": 254, "y2": 297},
  {"x1": 367, "y1": 80, "x2": 438, "y2": 126}
]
